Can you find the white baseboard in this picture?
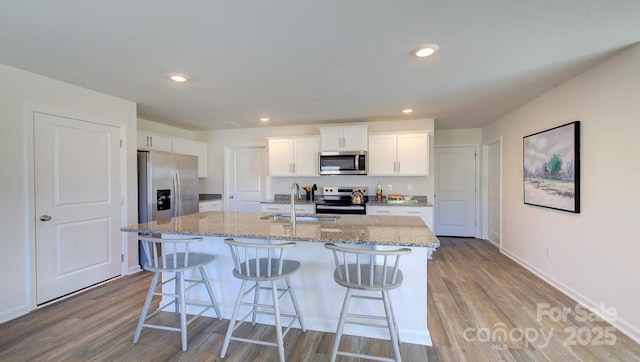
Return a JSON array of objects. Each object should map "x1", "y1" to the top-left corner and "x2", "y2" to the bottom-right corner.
[
  {"x1": 0, "y1": 304, "x2": 31, "y2": 324},
  {"x1": 500, "y1": 247, "x2": 640, "y2": 344}
]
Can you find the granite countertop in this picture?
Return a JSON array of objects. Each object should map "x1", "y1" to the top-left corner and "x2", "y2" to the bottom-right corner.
[{"x1": 121, "y1": 211, "x2": 439, "y2": 248}]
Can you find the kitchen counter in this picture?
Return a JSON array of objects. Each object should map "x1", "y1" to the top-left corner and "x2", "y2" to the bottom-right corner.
[
  {"x1": 122, "y1": 210, "x2": 439, "y2": 248},
  {"x1": 122, "y1": 210, "x2": 437, "y2": 346},
  {"x1": 260, "y1": 199, "x2": 317, "y2": 205}
]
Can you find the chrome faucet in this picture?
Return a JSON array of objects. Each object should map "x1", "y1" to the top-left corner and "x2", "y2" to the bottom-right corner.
[{"x1": 291, "y1": 182, "x2": 300, "y2": 228}]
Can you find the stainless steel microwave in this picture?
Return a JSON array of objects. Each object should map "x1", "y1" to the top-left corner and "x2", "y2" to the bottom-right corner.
[{"x1": 319, "y1": 151, "x2": 368, "y2": 175}]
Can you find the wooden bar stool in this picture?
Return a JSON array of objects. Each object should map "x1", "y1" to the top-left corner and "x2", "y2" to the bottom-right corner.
[
  {"x1": 220, "y1": 238, "x2": 306, "y2": 362},
  {"x1": 325, "y1": 243, "x2": 412, "y2": 362},
  {"x1": 133, "y1": 235, "x2": 222, "y2": 352}
]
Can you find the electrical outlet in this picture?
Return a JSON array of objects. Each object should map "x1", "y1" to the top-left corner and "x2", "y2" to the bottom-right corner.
[
  {"x1": 407, "y1": 184, "x2": 413, "y2": 191},
  {"x1": 545, "y1": 247, "x2": 550, "y2": 258},
  {"x1": 387, "y1": 185, "x2": 393, "y2": 191}
]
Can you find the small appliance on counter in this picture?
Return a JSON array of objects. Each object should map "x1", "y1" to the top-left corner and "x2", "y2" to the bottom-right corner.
[{"x1": 315, "y1": 186, "x2": 368, "y2": 214}]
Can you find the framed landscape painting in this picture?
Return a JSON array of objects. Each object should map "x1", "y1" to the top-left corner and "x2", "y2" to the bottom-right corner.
[{"x1": 523, "y1": 121, "x2": 580, "y2": 213}]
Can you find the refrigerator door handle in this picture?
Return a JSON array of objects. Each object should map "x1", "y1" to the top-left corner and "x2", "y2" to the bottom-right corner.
[{"x1": 173, "y1": 170, "x2": 182, "y2": 217}]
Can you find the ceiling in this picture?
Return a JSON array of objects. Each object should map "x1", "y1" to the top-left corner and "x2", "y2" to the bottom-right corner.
[{"x1": 1, "y1": 1, "x2": 638, "y2": 131}]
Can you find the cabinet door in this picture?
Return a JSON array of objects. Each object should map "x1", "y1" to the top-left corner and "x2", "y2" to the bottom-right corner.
[
  {"x1": 368, "y1": 134, "x2": 397, "y2": 175},
  {"x1": 293, "y1": 204, "x2": 315, "y2": 213},
  {"x1": 320, "y1": 127, "x2": 344, "y2": 151},
  {"x1": 342, "y1": 125, "x2": 368, "y2": 151},
  {"x1": 137, "y1": 131, "x2": 172, "y2": 152},
  {"x1": 260, "y1": 203, "x2": 290, "y2": 213},
  {"x1": 199, "y1": 200, "x2": 221, "y2": 212},
  {"x1": 268, "y1": 139, "x2": 294, "y2": 176},
  {"x1": 396, "y1": 133, "x2": 428, "y2": 176},
  {"x1": 193, "y1": 141, "x2": 207, "y2": 178},
  {"x1": 293, "y1": 137, "x2": 319, "y2": 176},
  {"x1": 172, "y1": 138, "x2": 208, "y2": 177}
]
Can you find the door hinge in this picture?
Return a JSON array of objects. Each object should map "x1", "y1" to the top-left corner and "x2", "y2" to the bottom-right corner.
[
  {"x1": 120, "y1": 139, "x2": 123, "y2": 148},
  {"x1": 121, "y1": 254, "x2": 124, "y2": 262}
]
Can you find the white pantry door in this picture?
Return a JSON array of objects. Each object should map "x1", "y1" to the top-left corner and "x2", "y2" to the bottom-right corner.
[
  {"x1": 224, "y1": 146, "x2": 267, "y2": 212},
  {"x1": 34, "y1": 112, "x2": 122, "y2": 304},
  {"x1": 434, "y1": 146, "x2": 477, "y2": 236}
]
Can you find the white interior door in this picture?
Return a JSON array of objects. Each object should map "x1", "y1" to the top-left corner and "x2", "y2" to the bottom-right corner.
[
  {"x1": 434, "y1": 146, "x2": 477, "y2": 236},
  {"x1": 34, "y1": 112, "x2": 122, "y2": 304},
  {"x1": 224, "y1": 146, "x2": 267, "y2": 212},
  {"x1": 487, "y1": 141, "x2": 501, "y2": 245}
]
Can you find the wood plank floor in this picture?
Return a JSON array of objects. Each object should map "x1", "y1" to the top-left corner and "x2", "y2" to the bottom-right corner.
[{"x1": 1, "y1": 237, "x2": 639, "y2": 361}]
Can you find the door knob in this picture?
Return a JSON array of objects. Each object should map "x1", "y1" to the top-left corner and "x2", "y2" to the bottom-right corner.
[
  {"x1": 40, "y1": 215, "x2": 52, "y2": 221},
  {"x1": 228, "y1": 195, "x2": 234, "y2": 199}
]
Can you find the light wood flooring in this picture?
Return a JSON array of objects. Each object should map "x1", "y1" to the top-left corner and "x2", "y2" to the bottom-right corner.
[{"x1": 1, "y1": 237, "x2": 639, "y2": 361}]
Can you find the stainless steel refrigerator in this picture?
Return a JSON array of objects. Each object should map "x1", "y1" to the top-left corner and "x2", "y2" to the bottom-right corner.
[{"x1": 137, "y1": 150, "x2": 199, "y2": 266}]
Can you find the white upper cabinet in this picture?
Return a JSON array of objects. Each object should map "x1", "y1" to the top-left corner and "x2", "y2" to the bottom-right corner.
[
  {"x1": 137, "y1": 131, "x2": 208, "y2": 177},
  {"x1": 137, "y1": 131, "x2": 173, "y2": 152},
  {"x1": 268, "y1": 137, "x2": 319, "y2": 176},
  {"x1": 368, "y1": 132, "x2": 429, "y2": 176},
  {"x1": 173, "y1": 138, "x2": 208, "y2": 178},
  {"x1": 319, "y1": 125, "x2": 368, "y2": 151}
]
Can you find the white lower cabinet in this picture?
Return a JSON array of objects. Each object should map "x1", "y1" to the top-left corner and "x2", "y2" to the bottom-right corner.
[
  {"x1": 367, "y1": 205, "x2": 433, "y2": 230},
  {"x1": 199, "y1": 200, "x2": 222, "y2": 212},
  {"x1": 260, "y1": 203, "x2": 315, "y2": 214}
]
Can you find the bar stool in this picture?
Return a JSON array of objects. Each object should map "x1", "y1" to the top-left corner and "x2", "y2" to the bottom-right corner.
[
  {"x1": 325, "y1": 243, "x2": 412, "y2": 362},
  {"x1": 220, "y1": 238, "x2": 306, "y2": 362},
  {"x1": 133, "y1": 235, "x2": 222, "y2": 352}
]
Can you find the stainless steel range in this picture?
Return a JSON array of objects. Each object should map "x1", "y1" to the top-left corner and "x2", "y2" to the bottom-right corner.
[{"x1": 315, "y1": 186, "x2": 368, "y2": 215}]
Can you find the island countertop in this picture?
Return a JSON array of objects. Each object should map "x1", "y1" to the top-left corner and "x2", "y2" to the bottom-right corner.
[{"x1": 121, "y1": 211, "x2": 439, "y2": 248}]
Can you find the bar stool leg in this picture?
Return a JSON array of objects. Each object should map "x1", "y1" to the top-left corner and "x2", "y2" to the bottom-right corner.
[
  {"x1": 330, "y1": 288, "x2": 353, "y2": 362},
  {"x1": 271, "y1": 280, "x2": 285, "y2": 362},
  {"x1": 221, "y1": 279, "x2": 247, "y2": 358},
  {"x1": 382, "y1": 290, "x2": 401, "y2": 361},
  {"x1": 199, "y1": 266, "x2": 222, "y2": 320},
  {"x1": 179, "y1": 271, "x2": 188, "y2": 352},
  {"x1": 285, "y1": 277, "x2": 306, "y2": 331},
  {"x1": 134, "y1": 271, "x2": 160, "y2": 344},
  {"x1": 386, "y1": 291, "x2": 401, "y2": 344},
  {"x1": 252, "y1": 281, "x2": 260, "y2": 325}
]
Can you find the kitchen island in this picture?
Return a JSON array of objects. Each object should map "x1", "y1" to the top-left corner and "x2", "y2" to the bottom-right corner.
[{"x1": 122, "y1": 210, "x2": 439, "y2": 345}]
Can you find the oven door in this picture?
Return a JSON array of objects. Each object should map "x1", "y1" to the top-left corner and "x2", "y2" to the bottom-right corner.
[{"x1": 315, "y1": 203, "x2": 366, "y2": 215}]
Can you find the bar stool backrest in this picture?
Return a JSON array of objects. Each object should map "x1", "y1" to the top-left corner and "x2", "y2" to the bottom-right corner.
[
  {"x1": 224, "y1": 238, "x2": 297, "y2": 278},
  {"x1": 325, "y1": 243, "x2": 412, "y2": 289},
  {"x1": 138, "y1": 235, "x2": 203, "y2": 271}
]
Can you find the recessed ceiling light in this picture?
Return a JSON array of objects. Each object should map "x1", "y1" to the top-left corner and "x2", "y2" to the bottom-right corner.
[
  {"x1": 411, "y1": 44, "x2": 439, "y2": 58},
  {"x1": 169, "y1": 73, "x2": 188, "y2": 82},
  {"x1": 260, "y1": 117, "x2": 270, "y2": 122},
  {"x1": 402, "y1": 109, "x2": 413, "y2": 114}
]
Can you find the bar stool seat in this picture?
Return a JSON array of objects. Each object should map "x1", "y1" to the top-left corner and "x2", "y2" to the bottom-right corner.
[
  {"x1": 325, "y1": 243, "x2": 412, "y2": 362},
  {"x1": 220, "y1": 238, "x2": 306, "y2": 362},
  {"x1": 133, "y1": 235, "x2": 222, "y2": 352}
]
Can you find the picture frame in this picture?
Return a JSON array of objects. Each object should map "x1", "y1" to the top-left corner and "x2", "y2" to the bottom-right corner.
[{"x1": 523, "y1": 121, "x2": 580, "y2": 213}]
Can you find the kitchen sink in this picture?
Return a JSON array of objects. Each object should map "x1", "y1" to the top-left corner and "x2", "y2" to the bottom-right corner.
[{"x1": 260, "y1": 214, "x2": 340, "y2": 222}]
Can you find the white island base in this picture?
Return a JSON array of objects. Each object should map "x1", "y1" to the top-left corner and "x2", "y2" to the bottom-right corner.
[{"x1": 160, "y1": 235, "x2": 432, "y2": 346}]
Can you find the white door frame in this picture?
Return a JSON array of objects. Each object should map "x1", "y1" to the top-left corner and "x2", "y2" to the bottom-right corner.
[
  {"x1": 25, "y1": 105, "x2": 128, "y2": 310},
  {"x1": 482, "y1": 137, "x2": 502, "y2": 248},
  {"x1": 434, "y1": 144, "x2": 481, "y2": 238}
]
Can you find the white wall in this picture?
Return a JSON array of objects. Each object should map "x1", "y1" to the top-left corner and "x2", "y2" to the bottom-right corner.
[
  {"x1": 434, "y1": 128, "x2": 482, "y2": 146},
  {"x1": 195, "y1": 119, "x2": 434, "y2": 199},
  {"x1": 0, "y1": 63, "x2": 138, "y2": 323},
  {"x1": 482, "y1": 44, "x2": 640, "y2": 342}
]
